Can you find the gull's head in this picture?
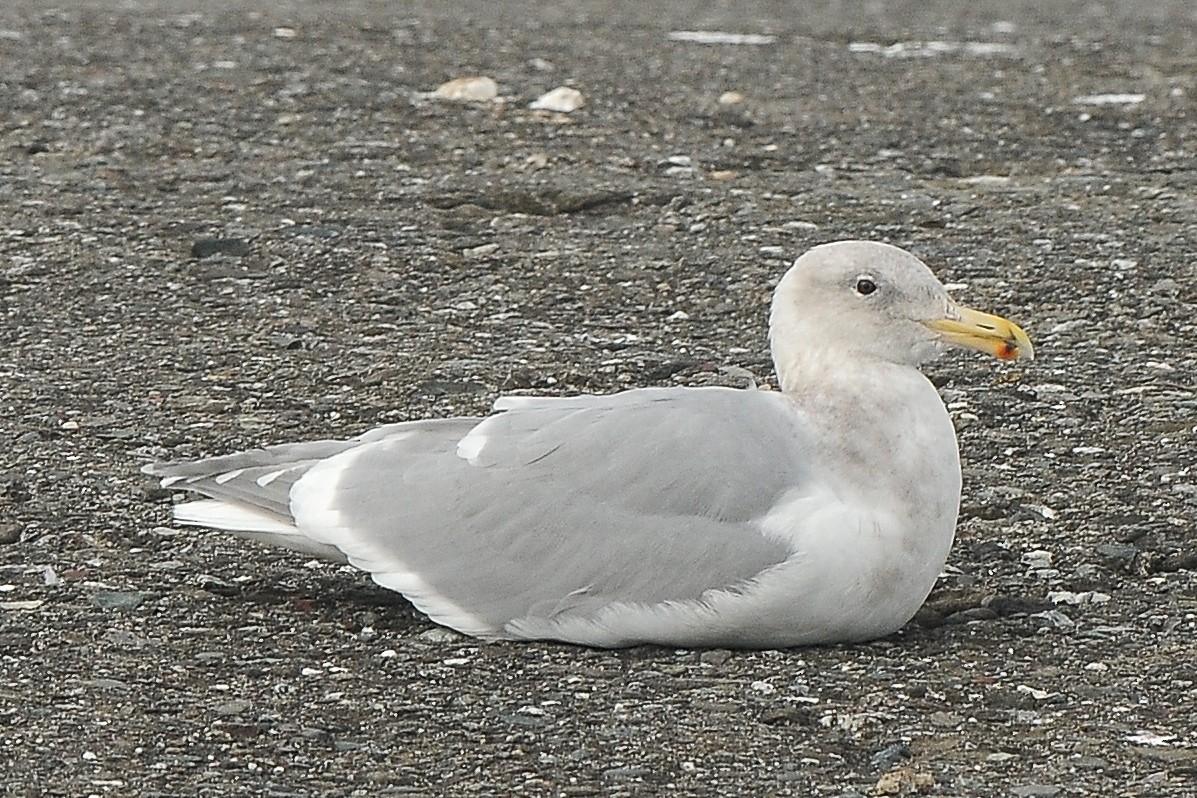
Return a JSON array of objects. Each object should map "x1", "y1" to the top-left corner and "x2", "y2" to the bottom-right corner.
[{"x1": 769, "y1": 240, "x2": 1032, "y2": 389}]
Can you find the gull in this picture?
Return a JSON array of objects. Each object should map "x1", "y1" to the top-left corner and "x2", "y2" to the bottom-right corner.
[{"x1": 143, "y1": 240, "x2": 1032, "y2": 648}]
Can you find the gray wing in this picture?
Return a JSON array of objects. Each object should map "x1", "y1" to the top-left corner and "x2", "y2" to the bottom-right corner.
[{"x1": 280, "y1": 387, "x2": 813, "y2": 641}]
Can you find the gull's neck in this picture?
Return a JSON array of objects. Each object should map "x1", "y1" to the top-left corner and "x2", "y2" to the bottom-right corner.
[
  {"x1": 768, "y1": 326, "x2": 961, "y2": 521},
  {"x1": 769, "y1": 321, "x2": 903, "y2": 395}
]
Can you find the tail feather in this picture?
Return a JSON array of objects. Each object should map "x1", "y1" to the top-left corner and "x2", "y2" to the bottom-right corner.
[
  {"x1": 174, "y1": 499, "x2": 348, "y2": 562},
  {"x1": 174, "y1": 499, "x2": 297, "y2": 534}
]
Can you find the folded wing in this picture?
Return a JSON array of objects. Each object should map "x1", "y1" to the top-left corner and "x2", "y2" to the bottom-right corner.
[{"x1": 149, "y1": 387, "x2": 817, "y2": 644}]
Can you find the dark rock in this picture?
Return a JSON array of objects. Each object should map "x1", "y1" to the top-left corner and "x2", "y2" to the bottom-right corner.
[
  {"x1": 987, "y1": 687, "x2": 1039, "y2": 710},
  {"x1": 0, "y1": 523, "x2": 20, "y2": 544},
  {"x1": 972, "y1": 540, "x2": 1017, "y2": 561},
  {"x1": 945, "y1": 607, "x2": 999, "y2": 624},
  {"x1": 0, "y1": 633, "x2": 33, "y2": 655},
  {"x1": 219, "y1": 722, "x2": 267, "y2": 741},
  {"x1": 759, "y1": 707, "x2": 816, "y2": 726},
  {"x1": 1096, "y1": 543, "x2": 1138, "y2": 564},
  {"x1": 987, "y1": 595, "x2": 1053, "y2": 617},
  {"x1": 912, "y1": 606, "x2": 945, "y2": 627},
  {"x1": 191, "y1": 237, "x2": 250, "y2": 259},
  {"x1": 870, "y1": 743, "x2": 913, "y2": 770}
]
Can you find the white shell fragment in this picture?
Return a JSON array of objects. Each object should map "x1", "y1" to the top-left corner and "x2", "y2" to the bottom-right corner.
[
  {"x1": 668, "y1": 31, "x2": 776, "y2": 46},
  {"x1": 1072, "y1": 93, "x2": 1145, "y2": 106},
  {"x1": 849, "y1": 40, "x2": 1016, "y2": 58},
  {"x1": 432, "y1": 76, "x2": 499, "y2": 102},
  {"x1": 530, "y1": 86, "x2": 584, "y2": 113}
]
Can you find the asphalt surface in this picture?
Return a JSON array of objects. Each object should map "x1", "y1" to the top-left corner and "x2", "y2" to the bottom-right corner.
[{"x1": 1, "y1": 1, "x2": 1195, "y2": 796}]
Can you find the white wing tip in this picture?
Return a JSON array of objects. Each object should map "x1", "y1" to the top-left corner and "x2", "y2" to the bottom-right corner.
[
  {"x1": 256, "y1": 468, "x2": 292, "y2": 487},
  {"x1": 213, "y1": 467, "x2": 247, "y2": 485},
  {"x1": 174, "y1": 500, "x2": 298, "y2": 535}
]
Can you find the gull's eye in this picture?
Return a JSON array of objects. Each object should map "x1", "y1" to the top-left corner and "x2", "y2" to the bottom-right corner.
[{"x1": 855, "y1": 278, "x2": 878, "y2": 296}]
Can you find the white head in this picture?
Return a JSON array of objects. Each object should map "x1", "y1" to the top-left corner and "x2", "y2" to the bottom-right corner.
[{"x1": 769, "y1": 241, "x2": 1032, "y2": 391}]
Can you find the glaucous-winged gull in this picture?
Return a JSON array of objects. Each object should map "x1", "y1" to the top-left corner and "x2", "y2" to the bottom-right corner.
[{"x1": 143, "y1": 240, "x2": 1032, "y2": 648}]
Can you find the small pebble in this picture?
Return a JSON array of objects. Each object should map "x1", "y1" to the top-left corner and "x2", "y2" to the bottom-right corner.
[
  {"x1": 432, "y1": 76, "x2": 498, "y2": 102},
  {"x1": 603, "y1": 766, "x2": 650, "y2": 783},
  {"x1": 89, "y1": 591, "x2": 152, "y2": 611},
  {"x1": 418, "y1": 627, "x2": 463, "y2": 644},
  {"x1": 465, "y1": 243, "x2": 500, "y2": 258},
  {"x1": 82, "y1": 678, "x2": 131, "y2": 692},
  {"x1": 1021, "y1": 549, "x2": 1053, "y2": 569},
  {"x1": 874, "y1": 768, "x2": 935, "y2": 795},
  {"x1": 1009, "y1": 786, "x2": 1061, "y2": 798},
  {"x1": 0, "y1": 600, "x2": 45, "y2": 611},
  {"x1": 699, "y1": 649, "x2": 731, "y2": 666},
  {"x1": 1030, "y1": 609, "x2": 1075, "y2": 629},
  {"x1": 1047, "y1": 590, "x2": 1110, "y2": 606},
  {"x1": 530, "y1": 86, "x2": 584, "y2": 113},
  {"x1": 929, "y1": 710, "x2": 962, "y2": 727},
  {"x1": 1015, "y1": 684, "x2": 1053, "y2": 701},
  {"x1": 214, "y1": 699, "x2": 254, "y2": 716}
]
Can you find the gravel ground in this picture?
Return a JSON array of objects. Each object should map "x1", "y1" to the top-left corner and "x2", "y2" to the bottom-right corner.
[{"x1": 2, "y1": 1, "x2": 1196, "y2": 796}]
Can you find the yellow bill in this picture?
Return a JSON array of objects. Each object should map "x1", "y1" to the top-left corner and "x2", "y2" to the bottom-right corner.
[{"x1": 925, "y1": 304, "x2": 1034, "y2": 362}]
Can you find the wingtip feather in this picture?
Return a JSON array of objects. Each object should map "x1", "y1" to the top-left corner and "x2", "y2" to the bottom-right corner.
[{"x1": 174, "y1": 500, "x2": 299, "y2": 535}]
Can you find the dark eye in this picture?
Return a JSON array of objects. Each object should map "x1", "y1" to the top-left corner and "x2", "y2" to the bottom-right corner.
[{"x1": 855, "y1": 278, "x2": 877, "y2": 296}]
